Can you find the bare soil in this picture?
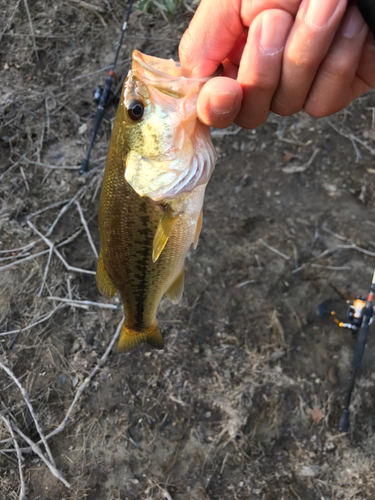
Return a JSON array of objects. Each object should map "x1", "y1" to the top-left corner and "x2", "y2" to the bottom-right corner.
[{"x1": 1, "y1": 1, "x2": 375, "y2": 499}]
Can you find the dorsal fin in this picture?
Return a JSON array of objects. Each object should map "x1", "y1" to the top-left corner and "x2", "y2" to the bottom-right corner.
[{"x1": 152, "y1": 207, "x2": 179, "y2": 263}]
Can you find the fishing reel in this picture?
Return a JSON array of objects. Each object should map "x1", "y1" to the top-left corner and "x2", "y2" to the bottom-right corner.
[
  {"x1": 93, "y1": 85, "x2": 118, "y2": 107},
  {"x1": 317, "y1": 298, "x2": 374, "y2": 332},
  {"x1": 317, "y1": 270, "x2": 375, "y2": 432}
]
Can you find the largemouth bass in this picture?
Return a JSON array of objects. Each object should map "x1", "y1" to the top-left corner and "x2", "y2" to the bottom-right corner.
[{"x1": 97, "y1": 50, "x2": 216, "y2": 352}]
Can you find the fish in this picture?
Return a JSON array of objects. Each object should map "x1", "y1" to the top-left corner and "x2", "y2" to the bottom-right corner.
[{"x1": 97, "y1": 50, "x2": 216, "y2": 353}]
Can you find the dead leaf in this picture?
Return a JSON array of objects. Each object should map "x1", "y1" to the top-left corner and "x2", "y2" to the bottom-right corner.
[
  {"x1": 326, "y1": 365, "x2": 337, "y2": 385},
  {"x1": 78, "y1": 123, "x2": 88, "y2": 134},
  {"x1": 363, "y1": 129, "x2": 375, "y2": 141},
  {"x1": 311, "y1": 407, "x2": 324, "y2": 424},
  {"x1": 283, "y1": 152, "x2": 294, "y2": 163}
]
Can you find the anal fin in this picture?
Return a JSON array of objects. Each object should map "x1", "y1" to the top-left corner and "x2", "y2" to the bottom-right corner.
[
  {"x1": 153, "y1": 207, "x2": 179, "y2": 263},
  {"x1": 96, "y1": 252, "x2": 117, "y2": 299},
  {"x1": 193, "y1": 208, "x2": 203, "y2": 250},
  {"x1": 165, "y1": 268, "x2": 184, "y2": 304},
  {"x1": 116, "y1": 321, "x2": 164, "y2": 353}
]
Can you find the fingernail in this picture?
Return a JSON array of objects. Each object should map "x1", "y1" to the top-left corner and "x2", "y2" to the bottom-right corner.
[
  {"x1": 340, "y1": 6, "x2": 365, "y2": 38},
  {"x1": 209, "y1": 92, "x2": 237, "y2": 115},
  {"x1": 306, "y1": 0, "x2": 338, "y2": 28},
  {"x1": 260, "y1": 11, "x2": 292, "y2": 55}
]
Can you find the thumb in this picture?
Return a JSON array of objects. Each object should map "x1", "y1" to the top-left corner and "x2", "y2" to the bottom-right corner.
[{"x1": 179, "y1": 0, "x2": 243, "y2": 77}]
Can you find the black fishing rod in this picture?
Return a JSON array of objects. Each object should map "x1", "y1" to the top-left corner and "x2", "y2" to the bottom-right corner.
[
  {"x1": 317, "y1": 270, "x2": 375, "y2": 431},
  {"x1": 80, "y1": 0, "x2": 135, "y2": 175},
  {"x1": 338, "y1": 271, "x2": 375, "y2": 432}
]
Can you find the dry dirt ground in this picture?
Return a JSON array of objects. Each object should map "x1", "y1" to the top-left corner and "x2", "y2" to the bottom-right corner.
[{"x1": 1, "y1": 1, "x2": 375, "y2": 499}]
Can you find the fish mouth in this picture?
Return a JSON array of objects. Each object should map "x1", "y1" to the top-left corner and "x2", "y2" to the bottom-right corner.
[{"x1": 132, "y1": 50, "x2": 219, "y2": 86}]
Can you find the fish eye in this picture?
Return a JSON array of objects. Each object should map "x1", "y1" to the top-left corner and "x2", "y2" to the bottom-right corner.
[{"x1": 127, "y1": 100, "x2": 144, "y2": 121}]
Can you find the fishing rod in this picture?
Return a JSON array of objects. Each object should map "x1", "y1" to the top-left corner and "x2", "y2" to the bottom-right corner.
[
  {"x1": 338, "y1": 270, "x2": 375, "y2": 432},
  {"x1": 80, "y1": 0, "x2": 135, "y2": 175},
  {"x1": 317, "y1": 269, "x2": 375, "y2": 431}
]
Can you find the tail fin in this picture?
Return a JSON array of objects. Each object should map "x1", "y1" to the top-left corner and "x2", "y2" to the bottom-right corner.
[{"x1": 116, "y1": 322, "x2": 164, "y2": 353}]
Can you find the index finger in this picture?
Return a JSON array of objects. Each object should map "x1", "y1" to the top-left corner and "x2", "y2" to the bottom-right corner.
[{"x1": 179, "y1": 0, "x2": 303, "y2": 77}]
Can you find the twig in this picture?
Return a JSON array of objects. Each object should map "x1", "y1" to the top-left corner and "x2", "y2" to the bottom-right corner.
[
  {"x1": 12, "y1": 152, "x2": 106, "y2": 171},
  {"x1": 162, "y1": 490, "x2": 173, "y2": 500},
  {"x1": 311, "y1": 264, "x2": 351, "y2": 271},
  {"x1": 0, "y1": 249, "x2": 51, "y2": 272},
  {"x1": 1, "y1": 320, "x2": 122, "y2": 456},
  {"x1": 38, "y1": 244, "x2": 54, "y2": 297},
  {"x1": 282, "y1": 148, "x2": 320, "y2": 174},
  {"x1": 22, "y1": 0, "x2": 39, "y2": 61},
  {"x1": 352, "y1": 135, "x2": 375, "y2": 155},
  {"x1": 47, "y1": 296, "x2": 120, "y2": 310},
  {"x1": 28, "y1": 221, "x2": 96, "y2": 276},
  {"x1": 0, "y1": 240, "x2": 40, "y2": 254},
  {"x1": 25, "y1": 199, "x2": 71, "y2": 220},
  {"x1": 211, "y1": 126, "x2": 242, "y2": 137},
  {"x1": 336, "y1": 243, "x2": 375, "y2": 258},
  {"x1": 291, "y1": 264, "x2": 307, "y2": 274},
  {"x1": 16, "y1": 157, "x2": 80, "y2": 170},
  {"x1": 276, "y1": 132, "x2": 312, "y2": 147},
  {"x1": 0, "y1": 229, "x2": 83, "y2": 272},
  {"x1": 0, "y1": 416, "x2": 26, "y2": 500},
  {"x1": 234, "y1": 279, "x2": 256, "y2": 288},
  {"x1": 68, "y1": 0, "x2": 106, "y2": 13},
  {"x1": 326, "y1": 119, "x2": 362, "y2": 161},
  {"x1": 11, "y1": 422, "x2": 70, "y2": 488},
  {"x1": 0, "y1": 360, "x2": 56, "y2": 466},
  {"x1": 0, "y1": 149, "x2": 33, "y2": 181},
  {"x1": 292, "y1": 243, "x2": 299, "y2": 270},
  {"x1": 0, "y1": 252, "x2": 30, "y2": 263},
  {"x1": 321, "y1": 226, "x2": 348, "y2": 242},
  {"x1": 45, "y1": 96, "x2": 53, "y2": 142},
  {"x1": 19, "y1": 167, "x2": 29, "y2": 191},
  {"x1": 260, "y1": 239, "x2": 290, "y2": 260},
  {"x1": 0, "y1": 0, "x2": 22, "y2": 43},
  {"x1": 0, "y1": 304, "x2": 64, "y2": 337},
  {"x1": 309, "y1": 220, "x2": 320, "y2": 254},
  {"x1": 75, "y1": 201, "x2": 98, "y2": 258},
  {"x1": 44, "y1": 318, "x2": 122, "y2": 441},
  {"x1": 44, "y1": 175, "x2": 99, "y2": 237},
  {"x1": 291, "y1": 241, "x2": 375, "y2": 275}
]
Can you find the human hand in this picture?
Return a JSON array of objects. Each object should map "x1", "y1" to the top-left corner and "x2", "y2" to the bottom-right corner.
[{"x1": 179, "y1": 0, "x2": 375, "y2": 129}]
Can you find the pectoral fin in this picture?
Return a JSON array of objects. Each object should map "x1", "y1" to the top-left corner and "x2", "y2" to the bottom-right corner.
[
  {"x1": 193, "y1": 209, "x2": 203, "y2": 250},
  {"x1": 96, "y1": 252, "x2": 117, "y2": 299},
  {"x1": 165, "y1": 268, "x2": 184, "y2": 304},
  {"x1": 152, "y1": 207, "x2": 179, "y2": 263}
]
